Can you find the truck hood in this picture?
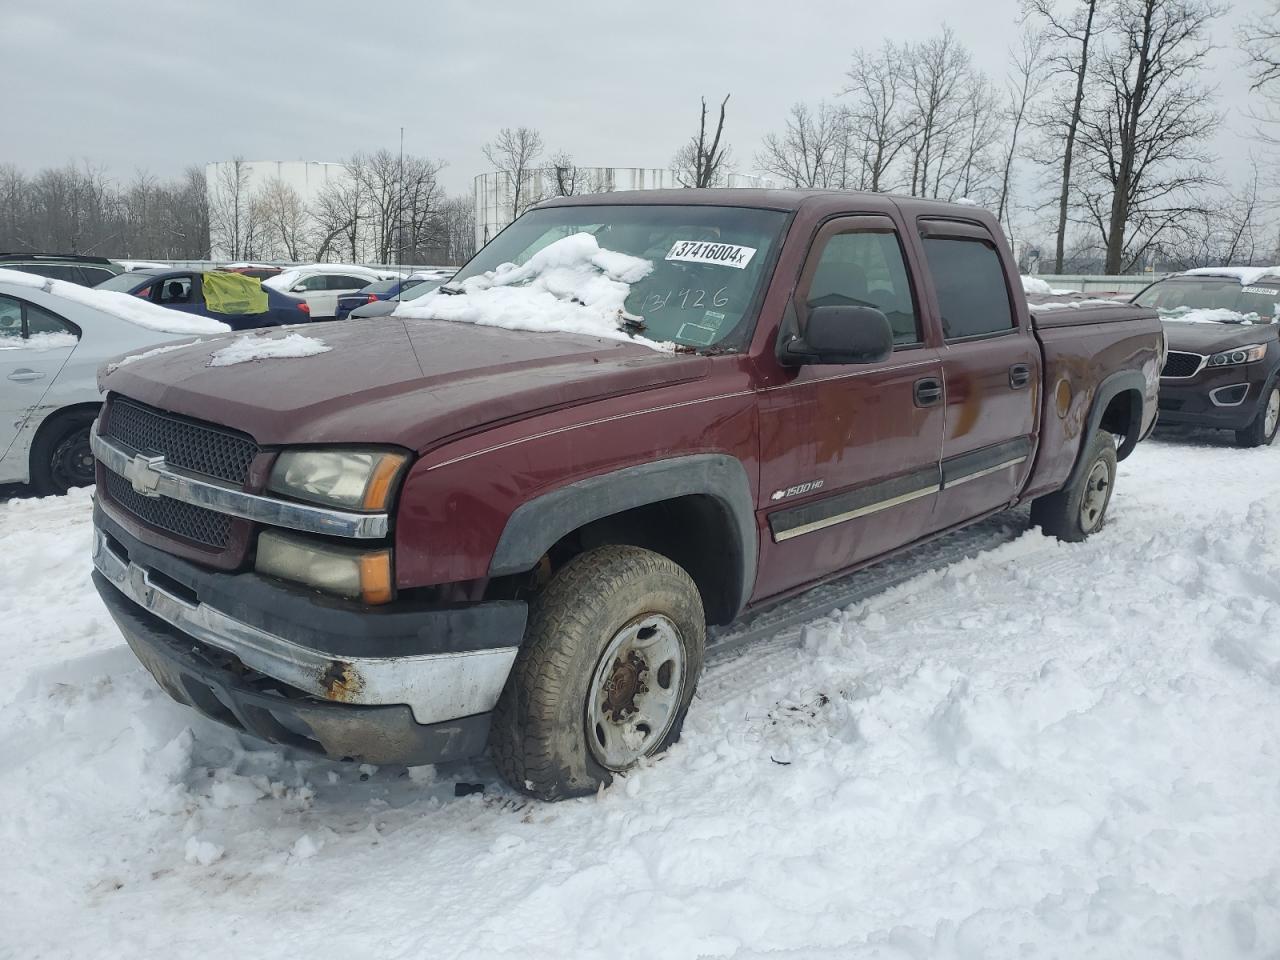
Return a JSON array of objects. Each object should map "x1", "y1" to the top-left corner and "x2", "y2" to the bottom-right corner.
[
  {"x1": 100, "y1": 318, "x2": 708, "y2": 451},
  {"x1": 1162, "y1": 319, "x2": 1280, "y2": 354}
]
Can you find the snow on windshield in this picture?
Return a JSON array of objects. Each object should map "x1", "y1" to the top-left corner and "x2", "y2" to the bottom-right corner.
[
  {"x1": 393, "y1": 233, "x2": 673, "y2": 352},
  {"x1": 1158, "y1": 306, "x2": 1269, "y2": 325},
  {"x1": 207, "y1": 332, "x2": 331, "y2": 367},
  {"x1": 0, "y1": 267, "x2": 229, "y2": 335}
]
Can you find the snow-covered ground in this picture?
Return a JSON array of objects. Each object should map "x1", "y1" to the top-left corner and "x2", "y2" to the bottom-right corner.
[{"x1": 4, "y1": 432, "x2": 1280, "y2": 958}]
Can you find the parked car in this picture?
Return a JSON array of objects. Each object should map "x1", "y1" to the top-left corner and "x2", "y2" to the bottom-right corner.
[
  {"x1": 0, "y1": 267, "x2": 228, "y2": 494},
  {"x1": 90, "y1": 189, "x2": 1161, "y2": 800},
  {"x1": 222, "y1": 263, "x2": 284, "y2": 281},
  {"x1": 336, "y1": 273, "x2": 451, "y2": 320},
  {"x1": 0, "y1": 253, "x2": 123, "y2": 287},
  {"x1": 1132, "y1": 267, "x2": 1280, "y2": 447},
  {"x1": 348, "y1": 277, "x2": 448, "y2": 319},
  {"x1": 262, "y1": 265, "x2": 390, "y2": 319},
  {"x1": 96, "y1": 269, "x2": 309, "y2": 329}
]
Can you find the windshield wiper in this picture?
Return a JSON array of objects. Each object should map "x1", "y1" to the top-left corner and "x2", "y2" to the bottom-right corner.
[
  {"x1": 438, "y1": 284, "x2": 465, "y2": 296},
  {"x1": 617, "y1": 310, "x2": 646, "y2": 334}
]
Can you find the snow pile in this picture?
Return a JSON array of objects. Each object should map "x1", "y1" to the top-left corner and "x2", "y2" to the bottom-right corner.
[
  {"x1": 1020, "y1": 275, "x2": 1052, "y2": 295},
  {"x1": 1160, "y1": 306, "x2": 1269, "y2": 325},
  {"x1": 207, "y1": 333, "x2": 331, "y2": 367},
  {"x1": 5, "y1": 331, "x2": 79, "y2": 350},
  {"x1": 394, "y1": 233, "x2": 671, "y2": 351},
  {"x1": 0, "y1": 267, "x2": 229, "y2": 335},
  {"x1": 1184, "y1": 265, "x2": 1280, "y2": 285},
  {"x1": 6, "y1": 441, "x2": 1280, "y2": 956},
  {"x1": 1031, "y1": 297, "x2": 1130, "y2": 310}
]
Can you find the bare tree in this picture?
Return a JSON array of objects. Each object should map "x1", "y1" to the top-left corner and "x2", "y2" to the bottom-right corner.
[
  {"x1": 1162, "y1": 168, "x2": 1266, "y2": 268},
  {"x1": 755, "y1": 102, "x2": 854, "y2": 188},
  {"x1": 1075, "y1": 0, "x2": 1224, "y2": 273},
  {"x1": 1025, "y1": 0, "x2": 1102, "y2": 273},
  {"x1": 483, "y1": 127, "x2": 545, "y2": 219},
  {"x1": 254, "y1": 177, "x2": 308, "y2": 261},
  {"x1": 1240, "y1": 0, "x2": 1280, "y2": 148},
  {"x1": 346, "y1": 149, "x2": 447, "y2": 263},
  {"x1": 435, "y1": 194, "x2": 477, "y2": 265},
  {"x1": 208, "y1": 157, "x2": 260, "y2": 260},
  {"x1": 996, "y1": 28, "x2": 1049, "y2": 228},
  {"x1": 312, "y1": 170, "x2": 366, "y2": 262},
  {"x1": 673, "y1": 95, "x2": 731, "y2": 188},
  {"x1": 842, "y1": 42, "x2": 916, "y2": 191}
]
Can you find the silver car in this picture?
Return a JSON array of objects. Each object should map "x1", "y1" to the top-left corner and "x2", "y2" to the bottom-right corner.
[{"x1": 0, "y1": 270, "x2": 228, "y2": 494}]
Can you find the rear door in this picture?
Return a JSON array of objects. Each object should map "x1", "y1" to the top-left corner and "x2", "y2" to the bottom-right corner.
[
  {"x1": 755, "y1": 214, "x2": 946, "y2": 599},
  {"x1": 915, "y1": 219, "x2": 1039, "y2": 531},
  {"x1": 0, "y1": 293, "x2": 78, "y2": 471}
]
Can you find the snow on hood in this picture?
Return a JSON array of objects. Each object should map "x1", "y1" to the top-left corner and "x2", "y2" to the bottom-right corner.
[
  {"x1": 207, "y1": 332, "x2": 331, "y2": 367},
  {"x1": 392, "y1": 233, "x2": 672, "y2": 352},
  {"x1": 1182, "y1": 266, "x2": 1280, "y2": 285},
  {"x1": 0, "y1": 267, "x2": 229, "y2": 335},
  {"x1": 1158, "y1": 306, "x2": 1272, "y2": 325}
]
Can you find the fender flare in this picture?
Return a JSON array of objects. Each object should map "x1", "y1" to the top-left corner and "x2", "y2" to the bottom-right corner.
[
  {"x1": 488, "y1": 454, "x2": 758, "y2": 615},
  {"x1": 1065, "y1": 370, "x2": 1147, "y2": 490}
]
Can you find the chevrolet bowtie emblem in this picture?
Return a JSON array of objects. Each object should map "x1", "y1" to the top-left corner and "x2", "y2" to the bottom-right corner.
[{"x1": 123, "y1": 453, "x2": 166, "y2": 497}]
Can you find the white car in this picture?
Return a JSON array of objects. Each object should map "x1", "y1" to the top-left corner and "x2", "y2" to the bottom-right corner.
[
  {"x1": 262, "y1": 264, "x2": 394, "y2": 319},
  {"x1": 0, "y1": 268, "x2": 229, "y2": 494}
]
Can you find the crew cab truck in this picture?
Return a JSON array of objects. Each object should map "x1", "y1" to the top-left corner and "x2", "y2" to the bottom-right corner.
[{"x1": 90, "y1": 190, "x2": 1162, "y2": 800}]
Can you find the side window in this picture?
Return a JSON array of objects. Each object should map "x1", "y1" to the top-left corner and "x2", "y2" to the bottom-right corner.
[
  {"x1": 329, "y1": 275, "x2": 366, "y2": 290},
  {"x1": 78, "y1": 267, "x2": 114, "y2": 286},
  {"x1": 156, "y1": 276, "x2": 193, "y2": 303},
  {"x1": 0, "y1": 295, "x2": 22, "y2": 340},
  {"x1": 804, "y1": 230, "x2": 921, "y2": 345},
  {"x1": 295, "y1": 274, "x2": 329, "y2": 292},
  {"x1": 25, "y1": 302, "x2": 74, "y2": 336},
  {"x1": 922, "y1": 237, "x2": 1015, "y2": 340}
]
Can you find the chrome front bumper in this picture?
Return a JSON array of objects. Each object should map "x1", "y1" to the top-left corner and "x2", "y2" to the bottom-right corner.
[{"x1": 93, "y1": 529, "x2": 519, "y2": 725}]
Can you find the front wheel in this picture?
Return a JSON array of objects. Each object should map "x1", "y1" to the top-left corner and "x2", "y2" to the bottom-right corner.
[
  {"x1": 29, "y1": 410, "x2": 99, "y2": 496},
  {"x1": 490, "y1": 545, "x2": 706, "y2": 801},
  {"x1": 1235, "y1": 385, "x2": 1280, "y2": 448},
  {"x1": 1031, "y1": 429, "x2": 1118, "y2": 542}
]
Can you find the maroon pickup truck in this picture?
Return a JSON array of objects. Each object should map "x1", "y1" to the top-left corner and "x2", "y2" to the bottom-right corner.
[{"x1": 90, "y1": 190, "x2": 1162, "y2": 800}]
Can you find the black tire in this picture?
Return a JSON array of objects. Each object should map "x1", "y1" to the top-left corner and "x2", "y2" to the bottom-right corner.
[
  {"x1": 490, "y1": 545, "x2": 706, "y2": 801},
  {"x1": 1030, "y1": 429, "x2": 1118, "y2": 542},
  {"x1": 29, "y1": 409, "x2": 99, "y2": 496},
  {"x1": 1235, "y1": 384, "x2": 1280, "y2": 448}
]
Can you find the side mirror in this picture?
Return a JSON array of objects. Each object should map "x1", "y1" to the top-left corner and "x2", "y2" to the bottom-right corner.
[{"x1": 777, "y1": 304, "x2": 894, "y2": 366}]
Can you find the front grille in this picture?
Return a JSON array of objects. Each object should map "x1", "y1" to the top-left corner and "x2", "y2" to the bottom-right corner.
[
  {"x1": 104, "y1": 397, "x2": 259, "y2": 485},
  {"x1": 1161, "y1": 351, "x2": 1204, "y2": 378},
  {"x1": 104, "y1": 471, "x2": 232, "y2": 548}
]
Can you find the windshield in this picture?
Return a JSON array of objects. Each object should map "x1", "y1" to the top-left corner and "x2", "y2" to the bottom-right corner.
[
  {"x1": 96, "y1": 272, "x2": 151, "y2": 292},
  {"x1": 451, "y1": 204, "x2": 788, "y2": 349},
  {"x1": 1135, "y1": 276, "x2": 1280, "y2": 322},
  {"x1": 398, "y1": 279, "x2": 441, "y2": 300}
]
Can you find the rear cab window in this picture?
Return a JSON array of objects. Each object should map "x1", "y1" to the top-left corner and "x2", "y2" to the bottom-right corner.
[{"x1": 920, "y1": 222, "x2": 1016, "y2": 341}]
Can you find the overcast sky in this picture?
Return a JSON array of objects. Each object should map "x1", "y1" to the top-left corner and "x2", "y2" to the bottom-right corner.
[{"x1": 1, "y1": 0, "x2": 1271, "y2": 204}]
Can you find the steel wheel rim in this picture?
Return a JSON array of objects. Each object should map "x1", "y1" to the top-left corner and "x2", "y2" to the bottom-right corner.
[
  {"x1": 1265, "y1": 388, "x2": 1279, "y2": 437},
  {"x1": 1079, "y1": 458, "x2": 1112, "y2": 532},
  {"x1": 586, "y1": 613, "x2": 685, "y2": 771},
  {"x1": 51, "y1": 428, "x2": 95, "y2": 493}
]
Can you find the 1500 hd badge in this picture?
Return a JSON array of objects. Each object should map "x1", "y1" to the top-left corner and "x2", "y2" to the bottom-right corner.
[{"x1": 770, "y1": 479, "x2": 824, "y2": 501}]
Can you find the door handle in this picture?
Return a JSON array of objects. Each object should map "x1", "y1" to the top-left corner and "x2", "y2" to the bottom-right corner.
[
  {"x1": 8, "y1": 368, "x2": 45, "y2": 382},
  {"x1": 1009, "y1": 363, "x2": 1031, "y2": 389},
  {"x1": 914, "y1": 376, "x2": 943, "y2": 407}
]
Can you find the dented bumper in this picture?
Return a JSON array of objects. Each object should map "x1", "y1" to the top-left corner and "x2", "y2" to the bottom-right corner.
[{"x1": 92, "y1": 503, "x2": 526, "y2": 765}]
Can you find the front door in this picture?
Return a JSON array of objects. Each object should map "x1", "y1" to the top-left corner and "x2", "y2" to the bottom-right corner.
[
  {"x1": 916, "y1": 221, "x2": 1039, "y2": 531},
  {"x1": 755, "y1": 215, "x2": 945, "y2": 600},
  {"x1": 0, "y1": 293, "x2": 77, "y2": 470}
]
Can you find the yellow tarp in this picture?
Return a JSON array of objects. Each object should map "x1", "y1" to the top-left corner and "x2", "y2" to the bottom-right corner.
[{"x1": 203, "y1": 271, "x2": 268, "y2": 315}]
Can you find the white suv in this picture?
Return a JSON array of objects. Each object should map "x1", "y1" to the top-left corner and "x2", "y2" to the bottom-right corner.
[{"x1": 263, "y1": 265, "x2": 392, "y2": 319}]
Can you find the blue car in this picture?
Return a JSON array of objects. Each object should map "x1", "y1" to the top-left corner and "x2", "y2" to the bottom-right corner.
[
  {"x1": 95, "y1": 269, "x2": 310, "y2": 330},
  {"x1": 335, "y1": 275, "x2": 429, "y2": 321}
]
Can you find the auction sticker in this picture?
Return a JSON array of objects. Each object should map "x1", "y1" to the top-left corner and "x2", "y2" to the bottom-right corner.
[{"x1": 666, "y1": 240, "x2": 756, "y2": 269}]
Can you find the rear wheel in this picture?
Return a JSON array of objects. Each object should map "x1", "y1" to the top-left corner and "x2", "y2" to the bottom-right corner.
[
  {"x1": 29, "y1": 410, "x2": 98, "y2": 496},
  {"x1": 1235, "y1": 385, "x2": 1280, "y2": 448},
  {"x1": 1031, "y1": 430, "x2": 1117, "y2": 542},
  {"x1": 490, "y1": 545, "x2": 705, "y2": 801}
]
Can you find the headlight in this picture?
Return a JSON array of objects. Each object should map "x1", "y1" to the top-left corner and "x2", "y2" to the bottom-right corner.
[
  {"x1": 268, "y1": 448, "x2": 408, "y2": 511},
  {"x1": 256, "y1": 530, "x2": 393, "y2": 604},
  {"x1": 1207, "y1": 343, "x2": 1267, "y2": 368}
]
